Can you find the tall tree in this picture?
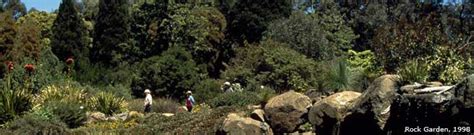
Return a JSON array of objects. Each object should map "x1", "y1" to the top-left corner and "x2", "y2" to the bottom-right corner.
[
  {"x1": 51, "y1": 0, "x2": 89, "y2": 62},
  {"x1": 227, "y1": 0, "x2": 292, "y2": 44},
  {"x1": 92, "y1": 0, "x2": 131, "y2": 65},
  {"x1": 2, "y1": 0, "x2": 26, "y2": 19},
  {"x1": 0, "y1": 11, "x2": 16, "y2": 57}
]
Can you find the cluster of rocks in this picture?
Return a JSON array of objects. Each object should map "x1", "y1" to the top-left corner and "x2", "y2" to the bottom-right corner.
[
  {"x1": 220, "y1": 74, "x2": 474, "y2": 135},
  {"x1": 84, "y1": 75, "x2": 474, "y2": 134}
]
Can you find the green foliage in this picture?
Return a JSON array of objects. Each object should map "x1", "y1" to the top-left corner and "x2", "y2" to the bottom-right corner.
[
  {"x1": 349, "y1": 3, "x2": 388, "y2": 51},
  {"x1": 88, "y1": 92, "x2": 127, "y2": 116},
  {"x1": 426, "y1": 46, "x2": 467, "y2": 84},
  {"x1": 51, "y1": 0, "x2": 89, "y2": 62},
  {"x1": 397, "y1": 59, "x2": 430, "y2": 84},
  {"x1": 373, "y1": 13, "x2": 447, "y2": 73},
  {"x1": 17, "y1": 10, "x2": 56, "y2": 45},
  {"x1": 0, "y1": 87, "x2": 33, "y2": 124},
  {"x1": 131, "y1": 4, "x2": 227, "y2": 76},
  {"x1": 92, "y1": 0, "x2": 131, "y2": 65},
  {"x1": 222, "y1": 40, "x2": 319, "y2": 92},
  {"x1": 194, "y1": 79, "x2": 222, "y2": 103},
  {"x1": 266, "y1": 2, "x2": 357, "y2": 61},
  {"x1": 131, "y1": 106, "x2": 242, "y2": 134},
  {"x1": 128, "y1": 98, "x2": 180, "y2": 113},
  {"x1": 46, "y1": 101, "x2": 87, "y2": 128},
  {"x1": 255, "y1": 86, "x2": 276, "y2": 105},
  {"x1": 347, "y1": 50, "x2": 383, "y2": 91},
  {"x1": 209, "y1": 91, "x2": 260, "y2": 108},
  {"x1": 131, "y1": 47, "x2": 203, "y2": 99},
  {"x1": 4, "y1": 112, "x2": 69, "y2": 135},
  {"x1": 323, "y1": 59, "x2": 351, "y2": 92},
  {"x1": 228, "y1": 0, "x2": 292, "y2": 44},
  {"x1": 0, "y1": 11, "x2": 17, "y2": 60},
  {"x1": 33, "y1": 82, "x2": 88, "y2": 109}
]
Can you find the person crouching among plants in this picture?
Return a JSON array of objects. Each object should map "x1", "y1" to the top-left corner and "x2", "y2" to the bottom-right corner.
[
  {"x1": 185, "y1": 91, "x2": 195, "y2": 112},
  {"x1": 144, "y1": 89, "x2": 152, "y2": 113}
]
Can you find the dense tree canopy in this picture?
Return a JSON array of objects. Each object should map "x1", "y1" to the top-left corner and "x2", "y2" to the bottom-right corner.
[
  {"x1": 51, "y1": 0, "x2": 89, "y2": 62},
  {"x1": 92, "y1": 0, "x2": 131, "y2": 65},
  {"x1": 227, "y1": 0, "x2": 292, "y2": 44}
]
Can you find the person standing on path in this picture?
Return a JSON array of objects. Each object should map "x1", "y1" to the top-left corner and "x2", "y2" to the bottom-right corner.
[
  {"x1": 185, "y1": 91, "x2": 195, "y2": 112},
  {"x1": 144, "y1": 89, "x2": 153, "y2": 113}
]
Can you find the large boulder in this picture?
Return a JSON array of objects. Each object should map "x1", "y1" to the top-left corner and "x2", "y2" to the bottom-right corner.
[
  {"x1": 384, "y1": 75, "x2": 474, "y2": 134},
  {"x1": 340, "y1": 75, "x2": 400, "y2": 135},
  {"x1": 308, "y1": 91, "x2": 361, "y2": 135},
  {"x1": 264, "y1": 91, "x2": 312, "y2": 133},
  {"x1": 222, "y1": 113, "x2": 273, "y2": 134}
]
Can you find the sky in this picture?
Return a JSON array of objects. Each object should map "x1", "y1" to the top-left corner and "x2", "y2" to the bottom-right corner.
[
  {"x1": 23, "y1": 0, "x2": 61, "y2": 12},
  {"x1": 21, "y1": 0, "x2": 463, "y2": 13}
]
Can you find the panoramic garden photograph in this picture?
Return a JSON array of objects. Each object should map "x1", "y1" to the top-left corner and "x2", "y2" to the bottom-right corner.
[{"x1": 0, "y1": 0, "x2": 473, "y2": 134}]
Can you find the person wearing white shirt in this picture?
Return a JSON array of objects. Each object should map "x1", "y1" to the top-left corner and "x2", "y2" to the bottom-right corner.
[{"x1": 144, "y1": 89, "x2": 153, "y2": 113}]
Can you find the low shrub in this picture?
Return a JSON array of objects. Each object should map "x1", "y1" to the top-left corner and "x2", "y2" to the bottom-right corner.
[
  {"x1": 88, "y1": 92, "x2": 127, "y2": 116},
  {"x1": 194, "y1": 79, "x2": 221, "y2": 103},
  {"x1": 33, "y1": 82, "x2": 88, "y2": 108},
  {"x1": 4, "y1": 112, "x2": 69, "y2": 134},
  {"x1": 0, "y1": 87, "x2": 33, "y2": 124},
  {"x1": 128, "y1": 98, "x2": 180, "y2": 113},
  {"x1": 255, "y1": 87, "x2": 277, "y2": 106},
  {"x1": 46, "y1": 101, "x2": 87, "y2": 128},
  {"x1": 83, "y1": 119, "x2": 138, "y2": 130},
  {"x1": 131, "y1": 106, "x2": 243, "y2": 134},
  {"x1": 209, "y1": 91, "x2": 260, "y2": 108},
  {"x1": 397, "y1": 59, "x2": 430, "y2": 84}
]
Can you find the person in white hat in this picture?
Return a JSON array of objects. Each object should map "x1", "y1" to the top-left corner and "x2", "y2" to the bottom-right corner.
[
  {"x1": 221, "y1": 81, "x2": 234, "y2": 93},
  {"x1": 144, "y1": 89, "x2": 153, "y2": 113},
  {"x1": 185, "y1": 91, "x2": 195, "y2": 112}
]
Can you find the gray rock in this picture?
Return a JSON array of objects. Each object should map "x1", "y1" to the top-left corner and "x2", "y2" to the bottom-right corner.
[
  {"x1": 264, "y1": 91, "x2": 312, "y2": 133},
  {"x1": 222, "y1": 113, "x2": 273, "y2": 134},
  {"x1": 308, "y1": 91, "x2": 361, "y2": 135},
  {"x1": 340, "y1": 75, "x2": 401, "y2": 135}
]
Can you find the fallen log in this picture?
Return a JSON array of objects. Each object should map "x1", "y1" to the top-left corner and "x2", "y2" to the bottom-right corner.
[{"x1": 413, "y1": 86, "x2": 453, "y2": 94}]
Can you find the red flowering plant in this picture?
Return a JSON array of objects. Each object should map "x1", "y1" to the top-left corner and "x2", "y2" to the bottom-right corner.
[
  {"x1": 5, "y1": 61, "x2": 14, "y2": 72},
  {"x1": 66, "y1": 57, "x2": 74, "y2": 65},
  {"x1": 65, "y1": 57, "x2": 74, "y2": 77},
  {"x1": 24, "y1": 64, "x2": 35, "y2": 73}
]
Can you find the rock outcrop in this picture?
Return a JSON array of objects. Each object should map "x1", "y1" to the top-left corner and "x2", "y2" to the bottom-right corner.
[
  {"x1": 222, "y1": 113, "x2": 273, "y2": 134},
  {"x1": 340, "y1": 75, "x2": 401, "y2": 135},
  {"x1": 384, "y1": 75, "x2": 474, "y2": 134},
  {"x1": 308, "y1": 91, "x2": 361, "y2": 135},
  {"x1": 264, "y1": 91, "x2": 312, "y2": 133}
]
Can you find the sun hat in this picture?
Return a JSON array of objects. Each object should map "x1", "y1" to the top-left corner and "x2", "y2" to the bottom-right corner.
[
  {"x1": 186, "y1": 91, "x2": 192, "y2": 94},
  {"x1": 144, "y1": 89, "x2": 151, "y2": 93}
]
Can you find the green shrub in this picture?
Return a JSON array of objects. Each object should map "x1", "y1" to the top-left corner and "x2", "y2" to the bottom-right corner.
[
  {"x1": 209, "y1": 91, "x2": 260, "y2": 108},
  {"x1": 255, "y1": 87, "x2": 276, "y2": 106},
  {"x1": 29, "y1": 105, "x2": 57, "y2": 121},
  {"x1": 128, "y1": 98, "x2": 180, "y2": 113},
  {"x1": 347, "y1": 50, "x2": 383, "y2": 91},
  {"x1": 88, "y1": 92, "x2": 127, "y2": 116},
  {"x1": 33, "y1": 82, "x2": 89, "y2": 109},
  {"x1": 426, "y1": 46, "x2": 467, "y2": 85},
  {"x1": 194, "y1": 79, "x2": 222, "y2": 103},
  {"x1": 131, "y1": 106, "x2": 242, "y2": 134},
  {"x1": 397, "y1": 59, "x2": 430, "y2": 84},
  {"x1": 222, "y1": 40, "x2": 319, "y2": 93},
  {"x1": 46, "y1": 101, "x2": 87, "y2": 128},
  {"x1": 131, "y1": 47, "x2": 203, "y2": 99},
  {"x1": 0, "y1": 86, "x2": 33, "y2": 124},
  {"x1": 4, "y1": 112, "x2": 69, "y2": 134},
  {"x1": 323, "y1": 59, "x2": 351, "y2": 92}
]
